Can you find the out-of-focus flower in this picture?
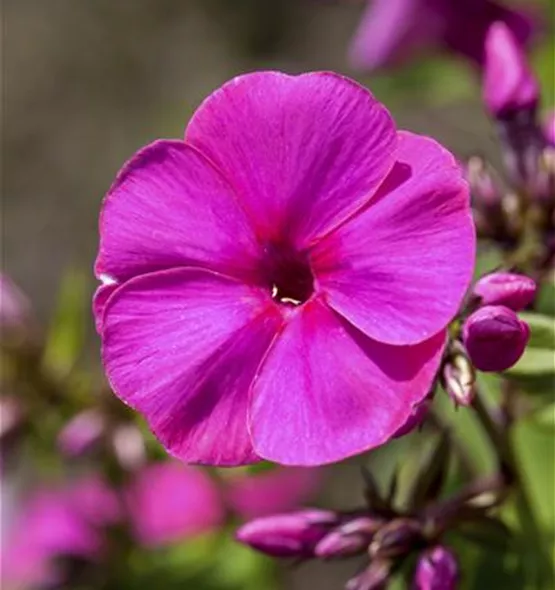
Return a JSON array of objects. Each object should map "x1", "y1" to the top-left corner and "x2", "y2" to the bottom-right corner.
[
  {"x1": 235, "y1": 509, "x2": 337, "y2": 557},
  {"x1": 349, "y1": 0, "x2": 535, "y2": 72},
  {"x1": 414, "y1": 545, "x2": 459, "y2": 590},
  {"x1": 0, "y1": 396, "x2": 24, "y2": 442},
  {"x1": 473, "y1": 272, "x2": 536, "y2": 310},
  {"x1": 0, "y1": 274, "x2": 30, "y2": 333},
  {"x1": 346, "y1": 559, "x2": 391, "y2": 590},
  {"x1": 58, "y1": 410, "x2": 105, "y2": 457},
  {"x1": 225, "y1": 466, "x2": 322, "y2": 520},
  {"x1": 95, "y1": 71, "x2": 475, "y2": 467},
  {"x1": 393, "y1": 397, "x2": 432, "y2": 438},
  {"x1": 1, "y1": 477, "x2": 118, "y2": 589},
  {"x1": 462, "y1": 305, "x2": 530, "y2": 372},
  {"x1": 126, "y1": 461, "x2": 224, "y2": 547},
  {"x1": 544, "y1": 111, "x2": 555, "y2": 147},
  {"x1": 483, "y1": 21, "x2": 540, "y2": 118},
  {"x1": 111, "y1": 422, "x2": 146, "y2": 471}
]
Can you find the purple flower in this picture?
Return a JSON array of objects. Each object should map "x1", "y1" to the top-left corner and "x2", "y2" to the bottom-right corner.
[
  {"x1": 235, "y1": 509, "x2": 337, "y2": 557},
  {"x1": 1, "y1": 477, "x2": 118, "y2": 589},
  {"x1": 225, "y1": 466, "x2": 322, "y2": 520},
  {"x1": 414, "y1": 545, "x2": 459, "y2": 590},
  {"x1": 349, "y1": 0, "x2": 535, "y2": 71},
  {"x1": 126, "y1": 461, "x2": 224, "y2": 547},
  {"x1": 473, "y1": 272, "x2": 536, "y2": 310},
  {"x1": 462, "y1": 305, "x2": 530, "y2": 372},
  {"x1": 483, "y1": 21, "x2": 540, "y2": 118},
  {"x1": 95, "y1": 71, "x2": 475, "y2": 467}
]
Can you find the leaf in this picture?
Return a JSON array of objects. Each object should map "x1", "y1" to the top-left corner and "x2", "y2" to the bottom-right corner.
[
  {"x1": 505, "y1": 313, "x2": 555, "y2": 378},
  {"x1": 42, "y1": 269, "x2": 90, "y2": 377},
  {"x1": 535, "y1": 271, "x2": 555, "y2": 316}
]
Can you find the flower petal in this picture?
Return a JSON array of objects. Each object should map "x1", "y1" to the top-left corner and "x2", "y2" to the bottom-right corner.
[
  {"x1": 185, "y1": 71, "x2": 396, "y2": 247},
  {"x1": 250, "y1": 299, "x2": 445, "y2": 466},
  {"x1": 95, "y1": 140, "x2": 261, "y2": 285},
  {"x1": 102, "y1": 268, "x2": 283, "y2": 466},
  {"x1": 312, "y1": 131, "x2": 475, "y2": 346}
]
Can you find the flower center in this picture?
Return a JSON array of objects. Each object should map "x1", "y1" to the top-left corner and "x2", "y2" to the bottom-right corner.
[{"x1": 265, "y1": 243, "x2": 314, "y2": 305}]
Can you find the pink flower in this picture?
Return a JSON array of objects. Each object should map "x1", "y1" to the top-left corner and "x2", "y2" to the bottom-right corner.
[
  {"x1": 544, "y1": 110, "x2": 555, "y2": 147},
  {"x1": 1, "y1": 477, "x2": 118, "y2": 589},
  {"x1": 57, "y1": 410, "x2": 105, "y2": 457},
  {"x1": 483, "y1": 22, "x2": 540, "y2": 118},
  {"x1": 414, "y1": 545, "x2": 459, "y2": 590},
  {"x1": 225, "y1": 466, "x2": 322, "y2": 520},
  {"x1": 349, "y1": 0, "x2": 535, "y2": 71},
  {"x1": 126, "y1": 461, "x2": 224, "y2": 547},
  {"x1": 95, "y1": 72, "x2": 475, "y2": 467},
  {"x1": 0, "y1": 274, "x2": 30, "y2": 332}
]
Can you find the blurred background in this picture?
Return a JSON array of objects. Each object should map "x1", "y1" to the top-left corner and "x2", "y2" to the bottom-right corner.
[{"x1": 2, "y1": 1, "x2": 554, "y2": 589}]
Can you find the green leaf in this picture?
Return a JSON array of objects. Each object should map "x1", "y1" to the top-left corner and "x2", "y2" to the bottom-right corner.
[
  {"x1": 506, "y1": 313, "x2": 555, "y2": 378},
  {"x1": 535, "y1": 271, "x2": 555, "y2": 317},
  {"x1": 42, "y1": 269, "x2": 90, "y2": 377}
]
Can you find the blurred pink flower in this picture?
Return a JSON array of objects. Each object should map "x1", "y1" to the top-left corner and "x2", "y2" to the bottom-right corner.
[
  {"x1": 349, "y1": 0, "x2": 535, "y2": 71},
  {"x1": 0, "y1": 274, "x2": 30, "y2": 332},
  {"x1": 225, "y1": 466, "x2": 322, "y2": 520},
  {"x1": 58, "y1": 410, "x2": 105, "y2": 457},
  {"x1": 483, "y1": 21, "x2": 540, "y2": 118},
  {"x1": 126, "y1": 461, "x2": 224, "y2": 547},
  {"x1": 1, "y1": 476, "x2": 118, "y2": 589},
  {"x1": 544, "y1": 111, "x2": 555, "y2": 146},
  {"x1": 95, "y1": 71, "x2": 475, "y2": 467}
]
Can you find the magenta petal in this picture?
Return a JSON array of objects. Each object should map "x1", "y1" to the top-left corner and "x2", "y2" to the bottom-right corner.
[
  {"x1": 313, "y1": 131, "x2": 475, "y2": 346},
  {"x1": 186, "y1": 71, "x2": 396, "y2": 247},
  {"x1": 102, "y1": 268, "x2": 282, "y2": 466},
  {"x1": 250, "y1": 300, "x2": 446, "y2": 466},
  {"x1": 95, "y1": 140, "x2": 261, "y2": 286}
]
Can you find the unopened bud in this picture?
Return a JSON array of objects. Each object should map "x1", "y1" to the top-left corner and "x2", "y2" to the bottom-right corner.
[
  {"x1": 483, "y1": 22, "x2": 539, "y2": 119},
  {"x1": 394, "y1": 398, "x2": 431, "y2": 438},
  {"x1": 58, "y1": 410, "x2": 105, "y2": 457},
  {"x1": 315, "y1": 516, "x2": 383, "y2": 559},
  {"x1": 462, "y1": 305, "x2": 530, "y2": 372},
  {"x1": 473, "y1": 272, "x2": 536, "y2": 311},
  {"x1": 346, "y1": 560, "x2": 391, "y2": 590},
  {"x1": 414, "y1": 545, "x2": 459, "y2": 590},
  {"x1": 236, "y1": 509, "x2": 337, "y2": 557},
  {"x1": 369, "y1": 518, "x2": 422, "y2": 559},
  {"x1": 442, "y1": 355, "x2": 476, "y2": 407}
]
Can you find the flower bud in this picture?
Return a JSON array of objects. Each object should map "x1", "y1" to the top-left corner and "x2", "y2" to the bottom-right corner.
[
  {"x1": 0, "y1": 274, "x2": 31, "y2": 334},
  {"x1": 414, "y1": 545, "x2": 459, "y2": 590},
  {"x1": 483, "y1": 22, "x2": 539, "y2": 119},
  {"x1": 236, "y1": 509, "x2": 337, "y2": 557},
  {"x1": 394, "y1": 398, "x2": 431, "y2": 438},
  {"x1": 473, "y1": 272, "x2": 536, "y2": 311},
  {"x1": 369, "y1": 518, "x2": 423, "y2": 559},
  {"x1": 314, "y1": 516, "x2": 383, "y2": 559},
  {"x1": 462, "y1": 305, "x2": 530, "y2": 372},
  {"x1": 346, "y1": 560, "x2": 391, "y2": 590},
  {"x1": 465, "y1": 156, "x2": 503, "y2": 208},
  {"x1": 441, "y1": 352, "x2": 476, "y2": 407},
  {"x1": 58, "y1": 410, "x2": 105, "y2": 457},
  {"x1": 544, "y1": 111, "x2": 555, "y2": 147}
]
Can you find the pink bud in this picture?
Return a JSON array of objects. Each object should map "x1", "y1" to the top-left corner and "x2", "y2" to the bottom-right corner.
[
  {"x1": 462, "y1": 305, "x2": 530, "y2": 372},
  {"x1": 314, "y1": 517, "x2": 381, "y2": 559},
  {"x1": 483, "y1": 22, "x2": 539, "y2": 118},
  {"x1": 0, "y1": 274, "x2": 30, "y2": 332},
  {"x1": 58, "y1": 410, "x2": 105, "y2": 457},
  {"x1": 545, "y1": 111, "x2": 555, "y2": 147},
  {"x1": 414, "y1": 545, "x2": 459, "y2": 590},
  {"x1": 473, "y1": 272, "x2": 536, "y2": 311},
  {"x1": 236, "y1": 509, "x2": 337, "y2": 557}
]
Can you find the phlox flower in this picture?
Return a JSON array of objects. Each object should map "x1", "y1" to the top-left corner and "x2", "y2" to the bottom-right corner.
[
  {"x1": 94, "y1": 71, "x2": 475, "y2": 467},
  {"x1": 349, "y1": 0, "x2": 535, "y2": 71}
]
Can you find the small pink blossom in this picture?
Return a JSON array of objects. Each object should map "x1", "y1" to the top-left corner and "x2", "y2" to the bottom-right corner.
[
  {"x1": 414, "y1": 545, "x2": 459, "y2": 590},
  {"x1": 483, "y1": 22, "x2": 540, "y2": 118},
  {"x1": 58, "y1": 410, "x2": 105, "y2": 457},
  {"x1": 349, "y1": 0, "x2": 535, "y2": 72},
  {"x1": 126, "y1": 461, "x2": 224, "y2": 547},
  {"x1": 1, "y1": 476, "x2": 118, "y2": 589},
  {"x1": 473, "y1": 272, "x2": 536, "y2": 310},
  {"x1": 95, "y1": 72, "x2": 475, "y2": 467}
]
